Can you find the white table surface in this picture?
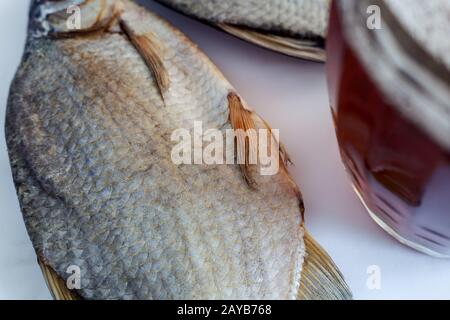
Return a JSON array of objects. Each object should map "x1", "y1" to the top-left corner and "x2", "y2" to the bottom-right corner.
[{"x1": 0, "y1": 0, "x2": 449, "y2": 300}]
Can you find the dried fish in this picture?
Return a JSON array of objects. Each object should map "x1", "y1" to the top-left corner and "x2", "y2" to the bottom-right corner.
[
  {"x1": 155, "y1": 0, "x2": 330, "y2": 61},
  {"x1": 6, "y1": 0, "x2": 350, "y2": 299}
]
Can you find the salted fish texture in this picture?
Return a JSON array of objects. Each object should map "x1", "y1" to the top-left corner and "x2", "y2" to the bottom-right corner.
[{"x1": 6, "y1": 0, "x2": 350, "y2": 300}]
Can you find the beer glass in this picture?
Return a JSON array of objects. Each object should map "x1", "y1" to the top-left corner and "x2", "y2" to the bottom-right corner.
[{"x1": 326, "y1": 0, "x2": 450, "y2": 257}]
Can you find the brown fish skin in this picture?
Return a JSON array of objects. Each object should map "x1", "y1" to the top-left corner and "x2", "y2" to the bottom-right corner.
[{"x1": 6, "y1": 0, "x2": 351, "y2": 299}]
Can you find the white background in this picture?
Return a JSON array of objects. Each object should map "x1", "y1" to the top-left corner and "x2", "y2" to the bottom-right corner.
[{"x1": 0, "y1": 0, "x2": 449, "y2": 300}]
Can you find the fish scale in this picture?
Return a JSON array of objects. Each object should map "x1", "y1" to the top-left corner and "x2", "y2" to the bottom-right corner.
[
  {"x1": 6, "y1": 0, "x2": 351, "y2": 300},
  {"x1": 156, "y1": 0, "x2": 329, "y2": 61},
  {"x1": 158, "y1": 0, "x2": 327, "y2": 37}
]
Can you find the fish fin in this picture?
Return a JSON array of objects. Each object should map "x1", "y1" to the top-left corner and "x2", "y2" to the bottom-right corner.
[
  {"x1": 217, "y1": 23, "x2": 326, "y2": 62},
  {"x1": 38, "y1": 257, "x2": 81, "y2": 300},
  {"x1": 227, "y1": 92, "x2": 258, "y2": 188},
  {"x1": 119, "y1": 19, "x2": 170, "y2": 98},
  {"x1": 298, "y1": 231, "x2": 353, "y2": 300},
  {"x1": 227, "y1": 92, "x2": 304, "y2": 215}
]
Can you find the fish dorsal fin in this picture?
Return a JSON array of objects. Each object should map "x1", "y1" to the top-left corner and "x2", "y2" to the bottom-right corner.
[
  {"x1": 227, "y1": 92, "x2": 258, "y2": 187},
  {"x1": 227, "y1": 92, "x2": 304, "y2": 216}
]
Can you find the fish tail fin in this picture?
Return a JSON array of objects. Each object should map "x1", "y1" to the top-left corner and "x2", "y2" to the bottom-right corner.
[
  {"x1": 38, "y1": 257, "x2": 80, "y2": 300},
  {"x1": 298, "y1": 231, "x2": 352, "y2": 300}
]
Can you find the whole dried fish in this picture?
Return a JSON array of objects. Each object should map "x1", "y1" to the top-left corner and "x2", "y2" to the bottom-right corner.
[
  {"x1": 155, "y1": 0, "x2": 330, "y2": 62},
  {"x1": 6, "y1": 0, "x2": 350, "y2": 299}
]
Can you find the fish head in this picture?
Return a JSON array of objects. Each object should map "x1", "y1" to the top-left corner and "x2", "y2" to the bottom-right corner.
[{"x1": 30, "y1": 0, "x2": 123, "y2": 38}]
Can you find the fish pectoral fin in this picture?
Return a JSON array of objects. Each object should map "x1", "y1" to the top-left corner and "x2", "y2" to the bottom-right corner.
[
  {"x1": 217, "y1": 23, "x2": 326, "y2": 63},
  {"x1": 298, "y1": 231, "x2": 353, "y2": 300},
  {"x1": 119, "y1": 18, "x2": 170, "y2": 98},
  {"x1": 38, "y1": 257, "x2": 81, "y2": 300}
]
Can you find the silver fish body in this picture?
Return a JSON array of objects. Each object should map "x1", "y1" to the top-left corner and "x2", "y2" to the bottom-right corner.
[
  {"x1": 6, "y1": 0, "x2": 349, "y2": 299},
  {"x1": 156, "y1": 0, "x2": 330, "y2": 61}
]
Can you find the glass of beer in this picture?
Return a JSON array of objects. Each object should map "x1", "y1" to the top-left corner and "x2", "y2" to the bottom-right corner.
[{"x1": 327, "y1": 0, "x2": 450, "y2": 257}]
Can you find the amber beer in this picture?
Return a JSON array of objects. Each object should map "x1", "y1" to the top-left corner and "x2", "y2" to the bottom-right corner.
[{"x1": 327, "y1": 0, "x2": 450, "y2": 256}]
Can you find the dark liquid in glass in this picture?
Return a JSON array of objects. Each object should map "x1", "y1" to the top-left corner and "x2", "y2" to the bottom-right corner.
[{"x1": 327, "y1": 2, "x2": 450, "y2": 256}]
